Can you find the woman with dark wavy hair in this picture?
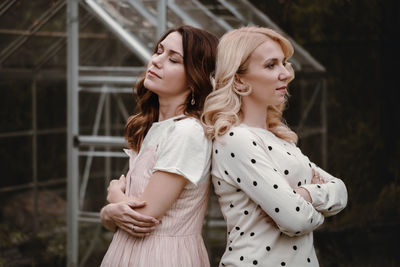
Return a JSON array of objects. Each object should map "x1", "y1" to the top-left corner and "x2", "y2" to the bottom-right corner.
[{"x1": 99, "y1": 25, "x2": 218, "y2": 267}]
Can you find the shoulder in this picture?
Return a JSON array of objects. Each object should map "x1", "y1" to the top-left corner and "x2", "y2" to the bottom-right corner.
[
  {"x1": 175, "y1": 117, "x2": 204, "y2": 130},
  {"x1": 215, "y1": 125, "x2": 260, "y2": 148},
  {"x1": 158, "y1": 117, "x2": 210, "y2": 148},
  {"x1": 172, "y1": 117, "x2": 206, "y2": 138}
]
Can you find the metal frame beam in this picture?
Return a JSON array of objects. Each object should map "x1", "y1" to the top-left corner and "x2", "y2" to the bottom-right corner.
[
  {"x1": 35, "y1": 13, "x2": 95, "y2": 69},
  {"x1": 157, "y1": 0, "x2": 167, "y2": 38},
  {"x1": 0, "y1": 0, "x2": 17, "y2": 17},
  {"x1": 84, "y1": 0, "x2": 152, "y2": 63},
  {"x1": 66, "y1": 0, "x2": 79, "y2": 265},
  {"x1": 0, "y1": 0, "x2": 66, "y2": 65}
]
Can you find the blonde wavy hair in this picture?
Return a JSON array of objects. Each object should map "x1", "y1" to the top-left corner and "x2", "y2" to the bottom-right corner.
[{"x1": 201, "y1": 26, "x2": 298, "y2": 143}]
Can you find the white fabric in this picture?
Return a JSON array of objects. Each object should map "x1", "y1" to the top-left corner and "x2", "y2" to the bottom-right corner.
[
  {"x1": 101, "y1": 115, "x2": 211, "y2": 267},
  {"x1": 140, "y1": 115, "x2": 211, "y2": 186},
  {"x1": 211, "y1": 124, "x2": 347, "y2": 267}
]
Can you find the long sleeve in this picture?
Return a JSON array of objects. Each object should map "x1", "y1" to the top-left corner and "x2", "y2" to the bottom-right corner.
[
  {"x1": 212, "y1": 127, "x2": 324, "y2": 237},
  {"x1": 300, "y1": 162, "x2": 348, "y2": 217}
]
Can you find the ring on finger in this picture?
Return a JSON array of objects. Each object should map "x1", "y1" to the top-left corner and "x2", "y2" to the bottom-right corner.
[{"x1": 131, "y1": 225, "x2": 135, "y2": 232}]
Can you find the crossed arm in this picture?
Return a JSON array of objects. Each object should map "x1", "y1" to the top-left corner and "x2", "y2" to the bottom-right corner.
[{"x1": 100, "y1": 171, "x2": 188, "y2": 237}]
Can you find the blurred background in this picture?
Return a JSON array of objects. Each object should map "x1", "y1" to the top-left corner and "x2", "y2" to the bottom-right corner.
[{"x1": 0, "y1": 0, "x2": 399, "y2": 266}]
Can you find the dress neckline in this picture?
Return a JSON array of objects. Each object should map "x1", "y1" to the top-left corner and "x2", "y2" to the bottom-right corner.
[
  {"x1": 238, "y1": 123, "x2": 275, "y2": 137},
  {"x1": 153, "y1": 114, "x2": 186, "y2": 125}
]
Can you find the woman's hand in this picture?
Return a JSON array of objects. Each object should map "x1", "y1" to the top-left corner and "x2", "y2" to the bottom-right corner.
[
  {"x1": 294, "y1": 187, "x2": 312, "y2": 203},
  {"x1": 106, "y1": 175, "x2": 130, "y2": 203},
  {"x1": 311, "y1": 169, "x2": 327, "y2": 185},
  {"x1": 100, "y1": 200, "x2": 160, "y2": 237},
  {"x1": 293, "y1": 169, "x2": 328, "y2": 203}
]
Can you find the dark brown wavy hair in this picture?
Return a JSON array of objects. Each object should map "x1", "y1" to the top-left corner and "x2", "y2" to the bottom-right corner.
[{"x1": 125, "y1": 25, "x2": 218, "y2": 151}]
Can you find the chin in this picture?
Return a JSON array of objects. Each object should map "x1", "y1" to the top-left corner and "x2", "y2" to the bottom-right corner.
[
  {"x1": 143, "y1": 80, "x2": 158, "y2": 92},
  {"x1": 143, "y1": 78, "x2": 151, "y2": 88}
]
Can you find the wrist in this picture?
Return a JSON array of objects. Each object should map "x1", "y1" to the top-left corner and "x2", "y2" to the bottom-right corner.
[{"x1": 100, "y1": 205, "x2": 110, "y2": 221}]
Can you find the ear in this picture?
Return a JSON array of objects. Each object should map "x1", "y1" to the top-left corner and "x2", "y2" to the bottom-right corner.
[
  {"x1": 233, "y1": 74, "x2": 250, "y2": 94},
  {"x1": 234, "y1": 74, "x2": 245, "y2": 85}
]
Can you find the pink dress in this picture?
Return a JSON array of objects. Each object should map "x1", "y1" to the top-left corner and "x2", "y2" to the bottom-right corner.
[{"x1": 101, "y1": 116, "x2": 212, "y2": 267}]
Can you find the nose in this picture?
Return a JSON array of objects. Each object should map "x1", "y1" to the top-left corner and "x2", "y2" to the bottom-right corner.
[
  {"x1": 150, "y1": 53, "x2": 162, "y2": 68},
  {"x1": 278, "y1": 65, "x2": 291, "y2": 81}
]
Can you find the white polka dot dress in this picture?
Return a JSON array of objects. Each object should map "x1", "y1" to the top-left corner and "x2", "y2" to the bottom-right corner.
[{"x1": 211, "y1": 124, "x2": 348, "y2": 267}]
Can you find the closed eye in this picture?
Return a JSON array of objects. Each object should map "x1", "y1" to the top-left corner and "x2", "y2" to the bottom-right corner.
[{"x1": 265, "y1": 63, "x2": 275, "y2": 69}]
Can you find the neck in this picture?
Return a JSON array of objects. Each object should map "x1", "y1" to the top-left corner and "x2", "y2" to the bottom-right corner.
[
  {"x1": 157, "y1": 92, "x2": 188, "y2": 121},
  {"x1": 241, "y1": 98, "x2": 268, "y2": 129}
]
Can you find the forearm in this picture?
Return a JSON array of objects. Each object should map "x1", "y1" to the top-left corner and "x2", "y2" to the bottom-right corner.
[
  {"x1": 134, "y1": 171, "x2": 187, "y2": 219},
  {"x1": 302, "y1": 165, "x2": 348, "y2": 216},
  {"x1": 100, "y1": 205, "x2": 117, "y2": 232},
  {"x1": 107, "y1": 192, "x2": 134, "y2": 203},
  {"x1": 301, "y1": 178, "x2": 348, "y2": 216}
]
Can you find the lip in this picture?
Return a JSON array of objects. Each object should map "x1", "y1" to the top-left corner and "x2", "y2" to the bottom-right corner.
[
  {"x1": 276, "y1": 86, "x2": 287, "y2": 93},
  {"x1": 147, "y1": 70, "x2": 161, "y2": 79}
]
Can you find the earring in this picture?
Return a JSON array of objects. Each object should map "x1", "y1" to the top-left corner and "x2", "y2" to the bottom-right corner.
[{"x1": 190, "y1": 90, "x2": 195, "y2": 105}]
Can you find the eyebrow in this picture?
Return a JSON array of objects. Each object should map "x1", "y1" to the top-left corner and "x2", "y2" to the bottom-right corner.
[
  {"x1": 263, "y1": 57, "x2": 287, "y2": 64},
  {"x1": 158, "y1": 43, "x2": 183, "y2": 58}
]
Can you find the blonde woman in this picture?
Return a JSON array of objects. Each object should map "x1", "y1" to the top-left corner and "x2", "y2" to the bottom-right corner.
[{"x1": 202, "y1": 26, "x2": 348, "y2": 267}]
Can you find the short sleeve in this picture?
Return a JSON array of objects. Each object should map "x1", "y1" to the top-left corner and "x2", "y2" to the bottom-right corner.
[
  {"x1": 153, "y1": 118, "x2": 211, "y2": 185},
  {"x1": 212, "y1": 127, "x2": 325, "y2": 237},
  {"x1": 300, "y1": 162, "x2": 348, "y2": 217}
]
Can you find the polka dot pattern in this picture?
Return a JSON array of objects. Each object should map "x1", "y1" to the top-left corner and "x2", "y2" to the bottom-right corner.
[{"x1": 211, "y1": 126, "x2": 345, "y2": 267}]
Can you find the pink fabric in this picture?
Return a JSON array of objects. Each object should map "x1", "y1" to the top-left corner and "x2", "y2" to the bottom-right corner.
[{"x1": 101, "y1": 146, "x2": 210, "y2": 267}]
